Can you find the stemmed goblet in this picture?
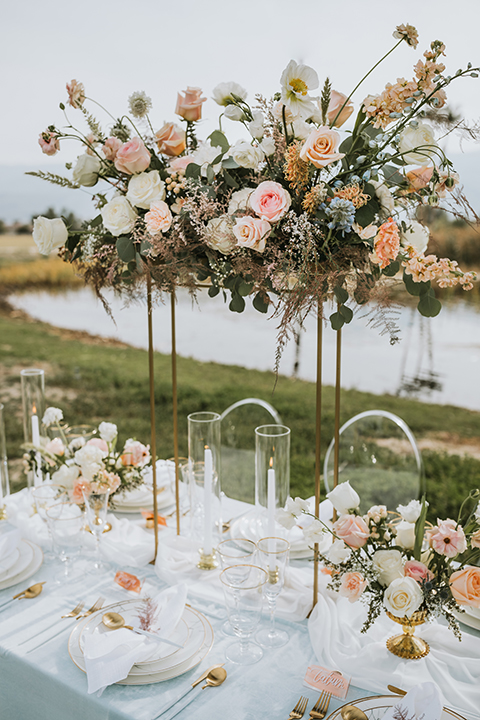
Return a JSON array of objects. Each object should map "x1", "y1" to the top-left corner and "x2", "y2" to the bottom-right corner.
[
  {"x1": 82, "y1": 488, "x2": 110, "y2": 574},
  {"x1": 256, "y1": 537, "x2": 290, "y2": 648},
  {"x1": 45, "y1": 501, "x2": 85, "y2": 583},
  {"x1": 217, "y1": 538, "x2": 257, "y2": 636},
  {"x1": 220, "y1": 564, "x2": 267, "y2": 665},
  {"x1": 32, "y1": 483, "x2": 67, "y2": 558}
]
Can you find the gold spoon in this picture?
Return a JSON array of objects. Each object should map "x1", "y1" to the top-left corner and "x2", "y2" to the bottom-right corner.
[
  {"x1": 201, "y1": 666, "x2": 227, "y2": 689},
  {"x1": 102, "y1": 611, "x2": 182, "y2": 648},
  {"x1": 340, "y1": 705, "x2": 368, "y2": 720},
  {"x1": 13, "y1": 582, "x2": 46, "y2": 600}
]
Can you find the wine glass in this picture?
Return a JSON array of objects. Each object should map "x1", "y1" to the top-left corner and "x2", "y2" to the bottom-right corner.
[
  {"x1": 45, "y1": 501, "x2": 85, "y2": 583},
  {"x1": 217, "y1": 538, "x2": 257, "y2": 637},
  {"x1": 220, "y1": 564, "x2": 267, "y2": 665},
  {"x1": 32, "y1": 484, "x2": 67, "y2": 558},
  {"x1": 82, "y1": 489, "x2": 110, "y2": 574},
  {"x1": 256, "y1": 537, "x2": 290, "y2": 648}
]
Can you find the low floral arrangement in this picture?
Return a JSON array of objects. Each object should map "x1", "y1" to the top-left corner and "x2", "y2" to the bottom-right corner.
[
  {"x1": 24, "y1": 406, "x2": 151, "y2": 503},
  {"x1": 277, "y1": 482, "x2": 480, "y2": 635},
  {"x1": 30, "y1": 23, "x2": 478, "y2": 350}
]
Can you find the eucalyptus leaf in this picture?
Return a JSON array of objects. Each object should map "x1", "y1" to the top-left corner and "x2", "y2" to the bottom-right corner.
[
  {"x1": 403, "y1": 270, "x2": 430, "y2": 297},
  {"x1": 185, "y1": 163, "x2": 201, "y2": 180},
  {"x1": 208, "y1": 130, "x2": 229, "y2": 153},
  {"x1": 206, "y1": 165, "x2": 215, "y2": 184},
  {"x1": 382, "y1": 260, "x2": 400, "y2": 277},
  {"x1": 253, "y1": 292, "x2": 269, "y2": 314},
  {"x1": 383, "y1": 164, "x2": 407, "y2": 187},
  {"x1": 140, "y1": 239, "x2": 153, "y2": 255},
  {"x1": 334, "y1": 286, "x2": 348, "y2": 304},
  {"x1": 229, "y1": 293, "x2": 245, "y2": 313},
  {"x1": 418, "y1": 289, "x2": 441, "y2": 317},
  {"x1": 135, "y1": 252, "x2": 144, "y2": 273},
  {"x1": 222, "y1": 157, "x2": 240, "y2": 169},
  {"x1": 116, "y1": 236, "x2": 136, "y2": 263},
  {"x1": 208, "y1": 286, "x2": 220, "y2": 298},
  {"x1": 339, "y1": 304, "x2": 353, "y2": 322},
  {"x1": 329, "y1": 312, "x2": 345, "y2": 331},
  {"x1": 224, "y1": 169, "x2": 239, "y2": 189},
  {"x1": 90, "y1": 214, "x2": 102, "y2": 227},
  {"x1": 238, "y1": 280, "x2": 254, "y2": 297}
]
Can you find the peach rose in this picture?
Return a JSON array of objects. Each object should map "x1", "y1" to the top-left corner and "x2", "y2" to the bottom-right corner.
[
  {"x1": 404, "y1": 560, "x2": 434, "y2": 584},
  {"x1": 102, "y1": 137, "x2": 122, "y2": 161},
  {"x1": 121, "y1": 440, "x2": 150, "y2": 467},
  {"x1": 114, "y1": 137, "x2": 151, "y2": 175},
  {"x1": 406, "y1": 166, "x2": 433, "y2": 193},
  {"x1": 38, "y1": 131, "x2": 59, "y2": 156},
  {"x1": 145, "y1": 201, "x2": 173, "y2": 235},
  {"x1": 72, "y1": 478, "x2": 91, "y2": 504},
  {"x1": 327, "y1": 90, "x2": 354, "y2": 128},
  {"x1": 430, "y1": 518, "x2": 467, "y2": 558},
  {"x1": 45, "y1": 437, "x2": 65, "y2": 456},
  {"x1": 338, "y1": 572, "x2": 367, "y2": 602},
  {"x1": 175, "y1": 87, "x2": 206, "y2": 122},
  {"x1": 86, "y1": 438, "x2": 109, "y2": 454},
  {"x1": 371, "y1": 218, "x2": 400, "y2": 270},
  {"x1": 333, "y1": 514, "x2": 369, "y2": 549},
  {"x1": 155, "y1": 122, "x2": 186, "y2": 157},
  {"x1": 249, "y1": 181, "x2": 291, "y2": 222},
  {"x1": 299, "y1": 126, "x2": 345, "y2": 168},
  {"x1": 450, "y1": 566, "x2": 480, "y2": 608},
  {"x1": 233, "y1": 216, "x2": 271, "y2": 253}
]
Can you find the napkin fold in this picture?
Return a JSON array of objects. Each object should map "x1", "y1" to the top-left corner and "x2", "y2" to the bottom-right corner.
[
  {"x1": 383, "y1": 683, "x2": 442, "y2": 720},
  {"x1": 0, "y1": 529, "x2": 22, "y2": 568},
  {"x1": 101, "y1": 516, "x2": 154, "y2": 567}
]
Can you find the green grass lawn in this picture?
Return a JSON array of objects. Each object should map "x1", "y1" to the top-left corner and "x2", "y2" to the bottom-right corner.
[{"x1": 1, "y1": 304, "x2": 480, "y2": 522}]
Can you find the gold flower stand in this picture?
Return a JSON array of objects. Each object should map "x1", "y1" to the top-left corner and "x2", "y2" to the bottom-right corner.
[{"x1": 385, "y1": 610, "x2": 430, "y2": 659}]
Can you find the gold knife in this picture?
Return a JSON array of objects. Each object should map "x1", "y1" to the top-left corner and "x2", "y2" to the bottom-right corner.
[
  {"x1": 387, "y1": 685, "x2": 406, "y2": 696},
  {"x1": 191, "y1": 663, "x2": 225, "y2": 688}
]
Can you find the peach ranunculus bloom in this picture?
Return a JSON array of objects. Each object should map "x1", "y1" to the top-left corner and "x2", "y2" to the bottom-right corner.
[
  {"x1": 327, "y1": 90, "x2": 354, "y2": 128},
  {"x1": 175, "y1": 87, "x2": 207, "y2": 122},
  {"x1": 114, "y1": 137, "x2": 151, "y2": 175},
  {"x1": 66, "y1": 79, "x2": 86, "y2": 109},
  {"x1": 86, "y1": 437, "x2": 109, "y2": 454},
  {"x1": 233, "y1": 216, "x2": 271, "y2": 253},
  {"x1": 404, "y1": 560, "x2": 434, "y2": 584},
  {"x1": 450, "y1": 565, "x2": 480, "y2": 608},
  {"x1": 249, "y1": 181, "x2": 291, "y2": 222},
  {"x1": 429, "y1": 518, "x2": 467, "y2": 558},
  {"x1": 338, "y1": 571, "x2": 367, "y2": 603},
  {"x1": 91, "y1": 470, "x2": 121, "y2": 494},
  {"x1": 121, "y1": 440, "x2": 150, "y2": 467},
  {"x1": 299, "y1": 126, "x2": 345, "y2": 168},
  {"x1": 145, "y1": 201, "x2": 173, "y2": 236},
  {"x1": 370, "y1": 218, "x2": 400, "y2": 270},
  {"x1": 45, "y1": 437, "x2": 65, "y2": 456},
  {"x1": 102, "y1": 137, "x2": 123, "y2": 162},
  {"x1": 155, "y1": 122, "x2": 186, "y2": 157},
  {"x1": 333, "y1": 514, "x2": 369, "y2": 549},
  {"x1": 72, "y1": 477, "x2": 91, "y2": 504},
  {"x1": 405, "y1": 166, "x2": 434, "y2": 193},
  {"x1": 38, "y1": 131, "x2": 60, "y2": 156}
]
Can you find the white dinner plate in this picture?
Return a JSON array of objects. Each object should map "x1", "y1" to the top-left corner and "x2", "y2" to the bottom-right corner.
[
  {"x1": 325, "y1": 694, "x2": 466, "y2": 720},
  {"x1": 453, "y1": 607, "x2": 480, "y2": 632},
  {"x1": 0, "y1": 548, "x2": 20, "y2": 580},
  {"x1": 113, "y1": 487, "x2": 175, "y2": 513},
  {"x1": 0, "y1": 541, "x2": 43, "y2": 591}
]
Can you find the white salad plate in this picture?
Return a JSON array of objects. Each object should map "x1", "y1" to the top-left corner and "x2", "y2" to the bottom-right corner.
[
  {"x1": 325, "y1": 695, "x2": 466, "y2": 720},
  {"x1": 0, "y1": 541, "x2": 43, "y2": 591}
]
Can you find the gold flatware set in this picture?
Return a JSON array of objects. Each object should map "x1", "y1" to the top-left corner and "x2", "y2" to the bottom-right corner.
[{"x1": 288, "y1": 692, "x2": 332, "y2": 720}]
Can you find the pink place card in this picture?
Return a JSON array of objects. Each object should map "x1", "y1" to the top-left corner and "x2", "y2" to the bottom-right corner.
[{"x1": 303, "y1": 665, "x2": 351, "y2": 699}]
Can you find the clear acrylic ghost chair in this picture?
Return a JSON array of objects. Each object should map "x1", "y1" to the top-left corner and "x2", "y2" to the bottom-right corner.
[
  {"x1": 323, "y1": 410, "x2": 424, "y2": 513},
  {"x1": 220, "y1": 399, "x2": 282, "y2": 503}
]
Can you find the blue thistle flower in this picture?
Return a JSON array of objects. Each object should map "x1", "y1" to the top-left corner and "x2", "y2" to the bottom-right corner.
[{"x1": 324, "y1": 197, "x2": 356, "y2": 234}]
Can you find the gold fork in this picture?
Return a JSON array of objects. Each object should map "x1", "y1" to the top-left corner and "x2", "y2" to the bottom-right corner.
[
  {"x1": 289, "y1": 696, "x2": 309, "y2": 719},
  {"x1": 78, "y1": 596, "x2": 105, "y2": 618},
  {"x1": 309, "y1": 691, "x2": 332, "y2": 719},
  {"x1": 61, "y1": 601, "x2": 85, "y2": 619}
]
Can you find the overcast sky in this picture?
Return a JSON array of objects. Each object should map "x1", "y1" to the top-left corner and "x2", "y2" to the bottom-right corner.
[{"x1": 2, "y1": 0, "x2": 480, "y2": 168}]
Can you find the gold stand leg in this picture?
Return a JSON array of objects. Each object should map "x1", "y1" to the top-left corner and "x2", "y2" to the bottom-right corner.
[
  {"x1": 310, "y1": 304, "x2": 323, "y2": 614},
  {"x1": 332, "y1": 307, "x2": 342, "y2": 524},
  {"x1": 146, "y1": 274, "x2": 159, "y2": 562},
  {"x1": 171, "y1": 290, "x2": 181, "y2": 536}
]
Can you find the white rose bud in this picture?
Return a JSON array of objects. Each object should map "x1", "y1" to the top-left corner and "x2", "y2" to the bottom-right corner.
[
  {"x1": 383, "y1": 576, "x2": 424, "y2": 618},
  {"x1": 326, "y1": 481, "x2": 360, "y2": 516},
  {"x1": 224, "y1": 105, "x2": 244, "y2": 121},
  {"x1": 372, "y1": 549, "x2": 404, "y2": 586},
  {"x1": 400, "y1": 221, "x2": 430, "y2": 255},
  {"x1": 32, "y1": 217, "x2": 68, "y2": 255},
  {"x1": 260, "y1": 137, "x2": 276, "y2": 156},
  {"x1": 397, "y1": 499, "x2": 426, "y2": 523},
  {"x1": 248, "y1": 111, "x2": 264, "y2": 140},
  {"x1": 395, "y1": 520, "x2": 416, "y2": 550},
  {"x1": 398, "y1": 122, "x2": 437, "y2": 165},
  {"x1": 98, "y1": 421, "x2": 118, "y2": 443},
  {"x1": 212, "y1": 81, "x2": 247, "y2": 106},
  {"x1": 42, "y1": 407, "x2": 64, "y2": 426},
  {"x1": 101, "y1": 196, "x2": 137, "y2": 237},
  {"x1": 72, "y1": 153, "x2": 102, "y2": 187},
  {"x1": 126, "y1": 170, "x2": 165, "y2": 210}
]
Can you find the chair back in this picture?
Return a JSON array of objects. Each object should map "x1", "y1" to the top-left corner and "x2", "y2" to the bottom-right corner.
[{"x1": 323, "y1": 410, "x2": 424, "y2": 512}]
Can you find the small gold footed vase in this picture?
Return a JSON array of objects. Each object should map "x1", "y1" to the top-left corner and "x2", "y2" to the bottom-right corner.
[{"x1": 385, "y1": 610, "x2": 430, "y2": 660}]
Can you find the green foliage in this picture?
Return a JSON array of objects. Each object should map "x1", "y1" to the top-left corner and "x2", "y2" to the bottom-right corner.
[
  {"x1": 25, "y1": 171, "x2": 79, "y2": 190},
  {"x1": 116, "y1": 236, "x2": 135, "y2": 263}
]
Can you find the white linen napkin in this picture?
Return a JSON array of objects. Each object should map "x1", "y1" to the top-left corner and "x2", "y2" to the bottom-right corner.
[
  {"x1": 383, "y1": 683, "x2": 442, "y2": 720},
  {"x1": 83, "y1": 584, "x2": 188, "y2": 694},
  {"x1": 100, "y1": 516, "x2": 154, "y2": 567},
  {"x1": 141, "y1": 459, "x2": 173, "y2": 488},
  {"x1": 0, "y1": 528, "x2": 22, "y2": 567},
  {"x1": 3, "y1": 488, "x2": 50, "y2": 546}
]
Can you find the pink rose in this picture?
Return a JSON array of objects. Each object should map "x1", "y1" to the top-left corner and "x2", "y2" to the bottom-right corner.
[
  {"x1": 38, "y1": 131, "x2": 60, "y2": 156},
  {"x1": 371, "y1": 218, "x2": 400, "y2": 270},
  {"x1": 430, "y1": 518, "x2": 467, "y2": 558},
  {"x1": 102, "y1": 137, "x2": 123, "y2": 161},
  {"x1": 72, "y1": 478, "x2": 91, "y2": 504},
  {"x1": 338, "y1": 571, "x2": 367, "y2": 603},
  {"x1": 45, "y1": 437, "x2": 65, "y2": 456},
  {"x1": 450, "y1": 566, "x2": 480, "y2": 608},
  {"x1": 114, "y1": 137, "x2": 151, "y2": 175},
  {"x1": 145, "y1": 201, "x2": 173, "y2": 235},
  {"x1": 175, "y1": 87, "x2": 206, "y2": 122},
  {"x1": 334, "y1": 514, "x2": 369, "y2": 549},
  {"x1": 404, "y1": 560, "x2": 434, "y2": 584},
  {"x1": 155, "y1": 122, "x2": 186, "y2": 157},
  {"x1": 327, "y1": 90, "x2": 354, "y2": 128},
  {"x1": 121, "y1": 440, "x2": 150, "y2": 467},
  {"x1": 169, "y1": 156, "x2": 195, "y2": 173},
  {"x1": 86, "y1": 437, "x2": 109, "y2": 453},
  {"x1": 299, "y1": 127, "x2": 345, "y2": 168},
  {"x1": 232, "y1": 216, "x2": 271, "y2": 253},
  {"x1": 249, "y1": 181, "x2": 291, "y2": 222}
]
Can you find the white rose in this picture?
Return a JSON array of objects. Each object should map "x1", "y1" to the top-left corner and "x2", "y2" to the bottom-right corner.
[
  {"x1": 397, "y1": 499, "x2": 425, "y2": 523},
  {"x1": 126, "y1": 170, "x2": 165, "y2": 210},
  {"x1": 370, "y1": 179, "x2": 395, "y2": 215},
  {"x1": 205, "y1": 216, "x2": 237, "y2": 255},
  {"x1": 372, "y1": 549, "x2": 404, "y2": 586},
  {"x1": 81, "y1": 462, "x2": 103, "y2": 482},
  {"x1": 42, "y1": 406, "x2": 64, "y2": 426},
  {"x1": 248, "y1": 111, "x2": 264, "y2": 140},
  {"x1": 396, "y1": 520, "x2": 416, "y2": 550},
  {"x1": 51, "y1": 463, "x2": 79, "y2": 490},
  {"x1": 101, "y1": 196, "x2": 137, "y2": 237},
  {"x1": 98, "y1": 422, "x2": 118, "y2": 443},
  {"x1": 224, "y1": 105, "x2": 244, "y2": 121},
  {"x1": 228, "y1": 187, "x2": 256, "y2": 214},
  {"x1": 212, "y1": 81, "x2": 247, "y2": 106},
  {"x1": 400, "y1": 221, "x2": 430, "y2": 254},
  {"x1": 383, "y1": 576, "x2": 424, "y2": 618},
  {"x1": 326, "y1": 481, "x2": 360, "y2": 516},
  {"x1": 398, "y1": 122, "x2": 437, "y2": 165},
  {"x1": 72, "y1": 153, "x2": 101, "y2": 187},
  {"x1": 192, "y1": 141, "x2": 224, "y2": 177},
  {"x1": 328, "y1": 539, "x2": 352, "y2": 564},
  {"x1": 260, "y1": 137, "x2": 276, "y2": 156},
  {"x1": 74, "y1": 444, "x2": 107, "y2": 467},
  {"x1": 32, "y1": 217, "x2": 68, "y2": 255},
  {"x1": 231, "y1": 141, "x2": 264, "y2": 169}
]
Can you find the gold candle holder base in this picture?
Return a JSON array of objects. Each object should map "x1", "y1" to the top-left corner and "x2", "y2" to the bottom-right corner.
[
  {"x1": 385, "y1": 610, "x2": 430, "y2": 660},
  {"x1": 268, "y1": 568, "x2": 279, "y2": 584},
  {"x1": 197, "y1": 549, "x2": 218, "y2": 570},
  {"x1": 0, "y1": 506, "x2": 7, "y2": 521}
]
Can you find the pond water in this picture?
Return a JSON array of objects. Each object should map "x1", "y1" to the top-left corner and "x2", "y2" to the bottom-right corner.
[{"x1": 10, "y1": 287, "x2": 480, "y2": 412}]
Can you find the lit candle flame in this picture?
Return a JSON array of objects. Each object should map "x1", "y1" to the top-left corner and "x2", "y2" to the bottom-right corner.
[{"x1": 269, "y1": 457, "x2": 273, "y2": 468}]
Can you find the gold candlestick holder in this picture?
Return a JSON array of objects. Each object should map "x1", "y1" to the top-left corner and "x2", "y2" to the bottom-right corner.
[{"x1": 197, "y1": 549, "x2": 218, "y2": 570}]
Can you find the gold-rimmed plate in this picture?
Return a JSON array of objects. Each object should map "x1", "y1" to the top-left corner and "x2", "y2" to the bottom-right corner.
[
  {"x1": 0, "y1": 541, "x2": 43, "y2": 591},
  {"x1": 325, "y1": 695, "x2": 467, "y2": 720}
]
